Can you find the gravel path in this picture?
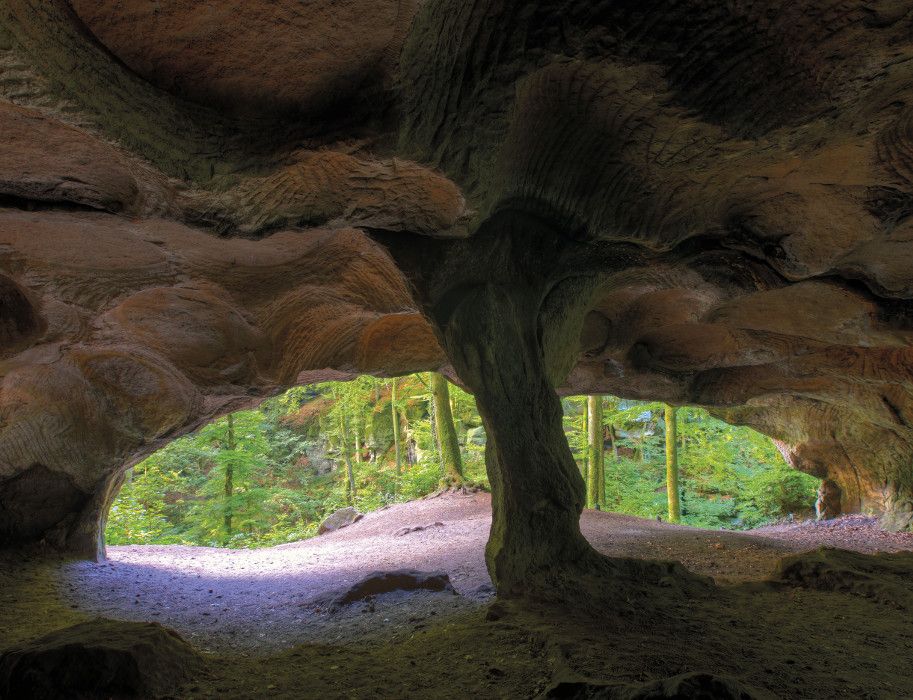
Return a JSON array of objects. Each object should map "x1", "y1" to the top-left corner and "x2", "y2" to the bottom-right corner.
[{"x1": 57, "y1": 492, "x2": 913, "y2": 652}]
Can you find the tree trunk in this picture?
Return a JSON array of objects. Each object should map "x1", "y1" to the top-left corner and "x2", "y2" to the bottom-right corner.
[
  {"x1": 608, "y1": 425, "x2": 618, "y2": 462},
  {"x1": 391, "y1": 379, "x2": 401, "y2": 474},
  {"x1": 581, "y1": 399, "x2": 589, "y2": 488},
  {"x1": 586, "y1": 396, "x2": 604, "y2": 510},
  {"x1": 432, "y1": 372, "x2": 464, "y2": 486},
  {"x1": 353, "y1": 409, "x2": 362, "y2": 464},
  {"x1": 224, "y1": 413, "x2": 235, "y2": 541},
  {"x1": 338, "y1": 407, "x2": 357, "y2": 505},
  {"x1": 665, "y1": 404, "x2": 681, "y2": 523},
  {"x1": 609, "y1": 424, "x2": 619, "y2": 461}
]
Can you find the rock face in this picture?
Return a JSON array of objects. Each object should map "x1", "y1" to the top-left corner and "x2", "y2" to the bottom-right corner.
[
  {"x1": 0, "y1": 618, "x2": 201, "y2": 699},
  {"x1": 1, "y1": 0, "x2": 913, "y2": 573},
  {"x1": 775, "y1": 547, "x2": 913, "y2": 610},
  {"x1": 68, "y1": 0, "x2": 421, "y2": 117},
  {"x1": 318, "y1": 506, "x2": 364, "y2": 535},
  {"x1": 816, "y1": 480, "x2": 843, "y2": 521}
]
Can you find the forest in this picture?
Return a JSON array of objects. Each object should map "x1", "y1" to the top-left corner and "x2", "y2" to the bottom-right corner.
[{"x1": 106, "y1": 374, "x2": 820, "y2": 548}]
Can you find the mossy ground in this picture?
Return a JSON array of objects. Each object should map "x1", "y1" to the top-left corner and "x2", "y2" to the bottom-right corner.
[
  {"x1": 180, "y1": 581, "x2": 912, "y2": 699},
  {"x1": 3, "y1": 499, "x2": 912, "y2": 699}
]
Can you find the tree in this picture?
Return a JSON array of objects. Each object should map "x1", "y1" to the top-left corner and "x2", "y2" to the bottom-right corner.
[
  {"x1": 586, "y1": 395, "x2": 604, "y2": 509},
  {"x1": 432, "y1": 372, "x2": 464, "y2": 486},
  {"x1": 224, "y1": 412, "x2": 235, "y2": 539},
  {"x1": 391, "y1": 378, "x2": 402, "y2": 480},
  {"x1": 332, "y1": 386, "x2": 357, "y2": 505},
  {"x1": 665, "y1": 404, "x2": 681, "y2": 523}
]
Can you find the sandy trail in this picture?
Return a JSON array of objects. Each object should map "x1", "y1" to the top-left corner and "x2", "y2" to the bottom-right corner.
[{"x1": 56, "y1": 492, "x2": 913, "y2": 652}]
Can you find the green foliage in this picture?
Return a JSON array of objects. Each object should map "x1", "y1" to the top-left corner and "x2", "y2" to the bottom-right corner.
[
  {"x1": 107, "y1": 378, "x2": 817, "y2": 549},
  {"x1": 106, "y1": 465, "x2": 186, "y2": 545},
  {"x1": 586, "y1": 401, "x2": 818, "y2": 529},
  {"x1": 106, "y1": 374, "x2": 491, "y2": 549}
]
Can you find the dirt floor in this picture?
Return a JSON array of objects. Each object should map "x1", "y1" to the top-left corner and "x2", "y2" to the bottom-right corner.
[{"x1": 3, "y1": 492, "x2": 913, "y2": 698}]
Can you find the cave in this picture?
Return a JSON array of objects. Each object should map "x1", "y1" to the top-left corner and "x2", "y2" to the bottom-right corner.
[{"x1": 2, "y1": 0, "x2": 913, "y2": 697}]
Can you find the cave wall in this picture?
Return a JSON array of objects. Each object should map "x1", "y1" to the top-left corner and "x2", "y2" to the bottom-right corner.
[{"x1": 1, "y1": 0, "x2": 913, "y2": 553}]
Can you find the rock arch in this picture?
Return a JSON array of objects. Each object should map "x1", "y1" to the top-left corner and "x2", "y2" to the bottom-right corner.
[{"x1": 0, "y1": 0, "x2": 911, "y2": 594}]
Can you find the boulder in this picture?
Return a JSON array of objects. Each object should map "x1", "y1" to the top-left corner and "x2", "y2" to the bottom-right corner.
[
  {"x1": 543, "y1": 671, "x2": 774, "y2": 699},
  {"x1": 0, "y1": 618, "x2": 201, "y2": 699},
  {"x1": 466, "y1": 426, "x2": 487, "y2": 446},
  {"x1": 775, "y1": 547, "x2": 913, "y2": 610},
  {"x1": 318, "y1": 506, "x2": 364, "y2": 535}
]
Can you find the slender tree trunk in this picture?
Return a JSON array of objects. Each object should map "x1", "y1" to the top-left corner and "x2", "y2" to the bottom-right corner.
[
  {"x1": 391, "y1": 379, "x2": 401, "y2": 493},
  {"x1": 665, "y1": 404, "x2": 681, "y2": 523},
  {"x1": 586, "y1": 396, "x2": 604, "y2": 510},
  {"x1": 354, "y1": 418, "x2": 362, "y2": 464},
  {"x1": 432, "y1": 372, "x2": 464, "y2": 486},
  {"x1": 609, "y1": 424, "x2": 619, "y2": 460},
  {"x1": 331, "y1": 386, "x2": 357, "y2": 504},
  {"x1": 429, "y1": 393, "x2": 438, "y2": 452},
  {"x1": 581, "y1": 399, "x2": 589, "y2": 488},
  {"x1": 338, "y1": 407, "x2": 357, "y2": 505},
  {"x1": 367, "y1": 387, "x2": 376, "y2": 462},
  {"x1": 224, "y1": 413, "x2": 235, "y2": 540}
]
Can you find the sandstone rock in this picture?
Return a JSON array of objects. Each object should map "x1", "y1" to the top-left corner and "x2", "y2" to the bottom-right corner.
[
  {"x1": 543, "y1": 671, "x2": 774, "y2": 699},
  {"x1": 469, "y1": 583, "x2": 496, "y2": 598},
  {"x1": 68, "y1": 0, "x2": 421, "y2": 117},
  {"x1": 318, "y1": 506, "x2": 364, "y2": 535},
  {"x1": 0, "y1": 210, "x2": 441, "y2": 552},
  {"x1": 188, "y1": 152, "x2": 467, "y2": 237},
  {"x1": 0, "y1": 101, "x2": 151, "y2": 215},
  {"x1": 0, "y1": 618, "x2": 201, "y2": 699},
  {"x1": 881, "y1": 491, "x2": 913, "y2": 533},
  {"x1": 320, "y1": 569, "x2": 456, "y2": 610},
  {"x1": 816, "y1": 480, "x2": 842, "y2": 521},
  {"x1": 775, "y1": 547, "x2": 913, "y2": 610}
]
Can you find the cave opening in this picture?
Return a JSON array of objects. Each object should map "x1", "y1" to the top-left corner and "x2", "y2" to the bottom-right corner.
[
  {"x1": 104, "y1": 376, "x2": 491, "y2": 551},
  {"x1": 104, "y1": 384, "x2": 820, "y2": 555}
]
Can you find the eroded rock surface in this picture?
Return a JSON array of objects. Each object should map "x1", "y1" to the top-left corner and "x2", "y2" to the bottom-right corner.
[
  {"x1": 0, "y1": 618, "x2": 201, "y2": 699},
  {"x1": 775, "y1": 547, "x2": 913, "y2": 610},
  {"x1": 544, "y1": 672, "x2": 773, "y2": 700},
  {"x1": 68, "y1": 0, "x2": 421, "y2": 117},
  {"x1": 0, "y1": 0, "x2": 913, "y2": 559}
]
